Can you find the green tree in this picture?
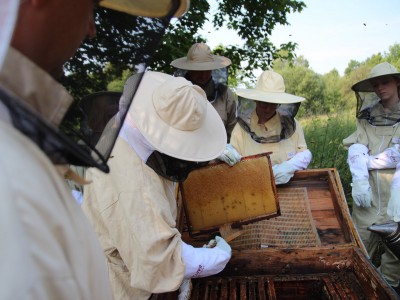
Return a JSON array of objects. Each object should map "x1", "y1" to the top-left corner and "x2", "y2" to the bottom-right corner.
[
  {"x1": 273, "y1": 55, "x2": 324, "y2": 117},
  {"x1": 60, "y1": 1, "x2": 306, "y2": 133},
  {"x1": 63, "y1": 0, "x2": 306, "y2": 100},
  {"x1": 385, "y1": 43, "x2": 400, "y2": 68},
  {"x1": 322, "y1": 69, "x2": 347, "y2": 113}
]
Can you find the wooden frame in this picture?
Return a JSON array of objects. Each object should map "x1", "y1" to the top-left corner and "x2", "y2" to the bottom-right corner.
[{"x1": 179, "y1": 153, "x2": 279, "y2": 238}]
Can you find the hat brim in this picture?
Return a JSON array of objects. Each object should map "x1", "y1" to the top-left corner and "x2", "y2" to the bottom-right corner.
[
  {"x1": 236, "y1": 88, "x2": 305, "y2": 104},
  {"x1": 352, "y1": 73, "x2": 400, "y2": 92},
  {"x1": 100, "y1": 0, "x2": 189, "y2": 18},
  {"x1": 171, "y1": 55, "x2": 231, "y2": 71},
  {"x1": 130, "y1": 71, "x2": 227, "y2": 161}
]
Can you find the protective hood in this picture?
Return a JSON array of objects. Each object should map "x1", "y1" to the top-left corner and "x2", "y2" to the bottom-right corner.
[{"x1": 237, "y1": 96, "x2": 300, "y2": 143}]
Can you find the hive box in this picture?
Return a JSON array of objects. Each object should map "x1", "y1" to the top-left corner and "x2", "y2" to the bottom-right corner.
[{"x1": 156, "y1": 168, "x2": 399, "y2": 299}]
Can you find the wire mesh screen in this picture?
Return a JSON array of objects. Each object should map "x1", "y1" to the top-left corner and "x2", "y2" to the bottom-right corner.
[{"x1": 230, "y1": 187, "x2": 321, "y2": 250}]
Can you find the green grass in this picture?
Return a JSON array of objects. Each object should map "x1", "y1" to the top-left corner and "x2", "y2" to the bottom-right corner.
[{"x1": 300, "y1": 111, "x2": 357, "y2": 210}]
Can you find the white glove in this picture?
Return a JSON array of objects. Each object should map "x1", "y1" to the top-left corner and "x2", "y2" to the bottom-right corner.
[
  {"x1": 272, "y1": 150, "x2": 312, "y2": 185},
  {"x1": 388, "y1": 187, "x2": 400, "y2": 222},
  {"x1": 287, "y1": 149, "x2": 312, "y2": 170},
  {"x1": 347, "y1": 144, "x2": 369, "y2": 181},
  {"x1": 218, "y1": 144, "x2": 241, "y2": 166},
  {"x1": 181, "y1": 237, "x2": 231, "y2": 279},
  {"x1": 351, "y1": 179, "x2": 373, "y2": 208},
  {"x1": 388, "y1": 163, "x2": 400, "y2": 221},
  {"x1": 272, "y1": 161, "x2": 296, "y2": 185},
  {"x1": 214, "y1": 236, "x2": 232, "y2": 254},
  {"x1": 368, "y1": 144, "x2": 400, "y2": 169}
]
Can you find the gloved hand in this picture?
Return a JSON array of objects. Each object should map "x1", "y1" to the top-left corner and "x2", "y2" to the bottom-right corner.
[
  {"x1": 272, "y1": 161, "x2": 296, "y2": 185},
  {"x1": 351, "y1": 179, "x2": 373, "y2": 208},
  {"x1": 182, "y1": 238, "x2": 231, "y2": 279},
  {"x1": 347, "y1": 143, "x2": 369, "y2": 181},
  {"x1": 215, "y1": 236, "x2": 232, "y2": 254},
  {"x1": 368, "y1": 144, "x2": 400, "y2": 169},
  {"x1": 387, "y1": 187, "x2": 400, "y2": 222},
  {"x1": 218, "y1": 144, "x2": 241, "y2": 166}
]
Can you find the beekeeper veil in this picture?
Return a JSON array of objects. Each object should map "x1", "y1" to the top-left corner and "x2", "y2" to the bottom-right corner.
[
  {"x1": 352, "y1": 62, "x2": 400, "y2": 126},
  {"x1": 236, "y1": 70, "x2": 305, "y2": 143}
]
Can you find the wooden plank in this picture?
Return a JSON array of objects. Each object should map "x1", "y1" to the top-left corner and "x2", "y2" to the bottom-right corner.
[
  {"x1": 209, "y1": 280, "x2": 217, "y2": 300},
  {"x1": 267, "y1": 278, "x2": 276, "y2": 300},
  {"x1": 229, "y1": 278, "x2": 237, "y2": 300},
  {"x1": 240, "y1": 281, "x2": 247, "y2": 300},
  {"x1": 219, "y1": 278, "x2": 228, "y2": 300},
  {"x1": 322, "y1": 276, "x2": 341, "y2": 299},
  {"x1": 220, "y1": 247, "x2": 355, "y2": 276},
  {"x1": 352, "y1": 248, "x2": 399, "y2": 299},
  {"x1": 257, "y1": 277, "x2": 267, "y2": 300},
  {"x1": 308, "y1": 194, "x2": 335, "y2": 211},
  {"x1": 248, "y1": 280, "x2": 256, "y2": 300}
]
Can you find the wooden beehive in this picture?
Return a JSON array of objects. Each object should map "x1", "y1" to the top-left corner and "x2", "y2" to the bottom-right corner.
[
  {"x1": 179, "y1": 153, "x2": 279, "y2": 237},
  {"x1": 155, "y1": 168, "x2": 399, "y2": 300}
]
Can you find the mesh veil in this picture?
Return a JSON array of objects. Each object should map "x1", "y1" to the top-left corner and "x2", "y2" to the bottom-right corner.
[
  {"x1": 236, "y1": 96, "x2": 300, "y2": 143},
  {"x1": 355, "y1": 91, "x2": 400, "y2": 126}
]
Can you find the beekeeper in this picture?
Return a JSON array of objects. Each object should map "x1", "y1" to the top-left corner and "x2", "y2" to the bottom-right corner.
[
  {"x1": 1, "y1": 0, "x2": 190, "y2": 299},
  {"x1": 83, "y1": 71, "x2": 232, "y2": 299},
  {"x1": 171, "y1": 42, "x2": 237, "y2": 141},
  {"x1": 343, "y1": 62, "x2": 400, "y2": 290},
  {"x1": 220, "y1": 70, "x2": 312, "y2": 185}
]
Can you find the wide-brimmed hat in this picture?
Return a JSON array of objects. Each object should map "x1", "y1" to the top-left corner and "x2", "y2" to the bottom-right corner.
[
  {"x1": 170, "y1": 43, "x2": 231, "y2": 71},
  {"x1": 236, "y1": 70, "x2": 305, "y2": 104},
  {"x1": 129, "y1": 71, "x2": 226, "y2": 161},
  {"x1": 100, "y1": 0, "x2": 189, "y2": 18},
  {"x1": 352, "y1": 62, "x2": 400, "y2": 92},
  {"x1": 0, "y1": 0, "x2": 19, "y2": 70}
]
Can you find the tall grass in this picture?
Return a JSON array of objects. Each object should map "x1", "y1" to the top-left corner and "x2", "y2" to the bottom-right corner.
[{"x1": 300, "y1": 110, "x2": 357, "y2": 210}]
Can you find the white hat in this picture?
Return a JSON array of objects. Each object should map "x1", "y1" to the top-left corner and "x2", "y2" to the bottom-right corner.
[
  {"x1": 100, "y1": 0, "x2": 189, "y2": 18},
  {"x1": 129, "y1": 71, "x2": 226, "y2": 161},
  {"x1": 236, "y1": 70, "x2": 305, "y2": 104},
  {"x1": 0, "y1": 0, "x2": 19, "y2": 70},
  {"x1": 170, "y1": 43, "x2": 231, "y2": 71},
  {"x1": 352, "y1": 62, "x2": 400, "y2": 92}
]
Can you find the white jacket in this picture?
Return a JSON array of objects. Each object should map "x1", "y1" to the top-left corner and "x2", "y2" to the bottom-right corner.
[{"x1": 0, "y1": 48, "x2": 112, "y2": 300}]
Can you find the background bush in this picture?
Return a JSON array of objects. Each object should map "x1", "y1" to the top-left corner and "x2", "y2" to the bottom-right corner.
[{"x1": 300, "y1": 110, "x2": 356, "y2": 211}]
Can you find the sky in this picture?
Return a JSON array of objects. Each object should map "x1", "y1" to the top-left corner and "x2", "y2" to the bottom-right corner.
[{"x1": 201, "y1": 0, "x2": 400, "y2": 76}]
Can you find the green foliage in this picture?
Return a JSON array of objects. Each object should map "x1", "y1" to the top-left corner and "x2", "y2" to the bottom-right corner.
[
  {"x1": 273, "y1": 56, "x2": 325, "y2": 116},
  {"x1": 301, "y1": 111, "x2": 357, "y2": 210},
  {"x1": 63, "y1": 0, "x2": 306, "y2": 100}
]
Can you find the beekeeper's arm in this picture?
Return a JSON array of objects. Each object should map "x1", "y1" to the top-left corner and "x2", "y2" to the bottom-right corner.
[
  {"x1": 343, "y1": 123, "x2": 374, "y2": 208},
  {"x1": 347, "y1": 143, "x2": 372, "y2": 208},
  {"x1": 366, "y1": 144, "x2": 400, "y2": 220},
  {"x1": 367, "y1": 144, "x2": 400, "y2": 169},
  {"x1": 218, "y1": 144, "x2": 241, "y2": 166},
  {"x1": 272, "y1": 149, "x2": 312, "y2": 185},
  {"x1": 181, "y1": 236, "x2": 231, "y2": 278}
]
